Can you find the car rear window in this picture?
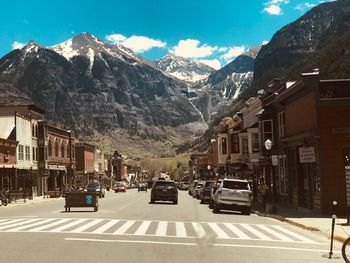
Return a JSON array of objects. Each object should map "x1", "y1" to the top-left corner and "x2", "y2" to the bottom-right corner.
[
  {"x1": 154, "y1": 181, "x2": 176, "y2": 187},
  {"x1": 205, "y1": 181, "x2": 215, "y2": 187},
  {"x1": 87, "y1": 183, "x2": 100, "y2": 187},
  {"x1": 222, "y1": 181, "x2": 249, "y2": 190}
]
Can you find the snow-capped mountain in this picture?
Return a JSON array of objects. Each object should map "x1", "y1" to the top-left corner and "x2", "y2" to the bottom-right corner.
[
  {"x1": 190, "y1": 46, "x2": 261, "y2": 123},
  {"x1": 0, "y1": 33, "x2": 206, "y2": 158},
  {"x1": 155, "y1": 53, "x2": 215, "y2": 83},
  {"x1": 50, "y1": 32, "x2": 152, "y2": 70}
]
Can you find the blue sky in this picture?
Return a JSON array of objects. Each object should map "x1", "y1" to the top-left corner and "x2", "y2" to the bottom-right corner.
[{"x1": 0, "y1": 0, "x2": 335, "y2": 69}]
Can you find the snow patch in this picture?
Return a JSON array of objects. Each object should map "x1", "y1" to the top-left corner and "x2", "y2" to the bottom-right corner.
[{"x1": 51, "y1": 39, "x2": 79, "y2": 60}]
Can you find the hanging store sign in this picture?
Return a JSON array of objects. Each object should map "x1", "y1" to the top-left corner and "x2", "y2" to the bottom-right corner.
[
  {"x1": 299, "y1": 147, "x2": 316, "y2": 163},
  {"x1": 271, "y1": 155, "x2": 278, "y2": 166}
]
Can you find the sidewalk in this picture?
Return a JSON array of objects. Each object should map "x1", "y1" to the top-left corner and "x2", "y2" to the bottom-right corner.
[
  {"x1": 252, "y1": 202, "x2": 350, "y2": 243},
  {"x1": 2, "y1": 196, "x2": 62, "y2": 208}
]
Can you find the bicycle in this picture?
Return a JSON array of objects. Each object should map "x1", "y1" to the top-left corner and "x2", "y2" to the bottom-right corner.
[
  {"x1": 0, "y1": 189, "x2": 8, "y2": 206},
  {"x1": 342, "y1": 235, "x2": 350, "y2": 262}
]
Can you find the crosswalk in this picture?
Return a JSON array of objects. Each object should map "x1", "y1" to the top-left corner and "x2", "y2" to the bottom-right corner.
[{"x1": 0, "y1": 218, "x2": 317, "y2": 244}]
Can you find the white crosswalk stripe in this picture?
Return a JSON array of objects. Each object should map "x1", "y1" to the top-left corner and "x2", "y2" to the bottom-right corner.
[
  {"x1": 113, "y1": 220, "x2": 135, "y2": 235},
  {"x1": 0, "y1": 218, "x2": 318, "y2": 244}
]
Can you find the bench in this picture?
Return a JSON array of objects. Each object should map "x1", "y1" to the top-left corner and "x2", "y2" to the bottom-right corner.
[
  {"x1": 44, "y1": 191, "x2": 61, "y2": 198},
  {"x1": 64, "y1": 192, "x2": 98, "y2": 212}
]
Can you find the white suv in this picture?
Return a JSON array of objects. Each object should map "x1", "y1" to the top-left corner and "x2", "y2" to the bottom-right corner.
[{"x1": 212, "y1": 178, "x2": 253, "y2": 215}]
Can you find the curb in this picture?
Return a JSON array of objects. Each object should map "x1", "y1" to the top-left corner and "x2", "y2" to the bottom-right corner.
[
  {"x1": 253, "y1": 209, "x2": 350, "y2": 242},
  {"x1": 253, "y1": 209, "x2": 320, "y2": 231}
]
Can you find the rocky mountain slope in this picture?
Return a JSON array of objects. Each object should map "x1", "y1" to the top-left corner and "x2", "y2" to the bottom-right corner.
[
  {"x1": 0, "y1": 33, "x2": 206, "y2": 157},
  {"x1": 248, "y1": 0, "x2": 350, "y2": 96},
  {"x1": 189, "y1": 46, "x2": 260, "y2": 123},
  {"x1": 155, "y1": 53, "x2": 215, "y2": 83}
]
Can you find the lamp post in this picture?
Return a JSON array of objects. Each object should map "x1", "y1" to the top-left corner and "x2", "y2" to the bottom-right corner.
[
  {"x1": 207, "y1": 165, "x2": 211, "y2": 180},
  {"x1": 264, "y1": 139, "x2": 275, "y2": 212}
]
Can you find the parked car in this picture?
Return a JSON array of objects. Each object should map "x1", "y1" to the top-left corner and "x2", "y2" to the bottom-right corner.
[
  {"x1": 85, "y1": 182, "x2": 105, "y2": 198},
  {"x1": 138, "y1": 183, "x2": 147, "y2": 192},
  {"x1": 150, "y1": 180, "x2": 178, "y2": 204},
  {"x1": 188, "y1": 180, "x2": 199, "y2": 196},
  {"x1": 200, "y1": 180, "x2": 216, "y2": 204},
  {"x1": 112, "y1": 181, "x2": 127, "y2": 192},
  {"x1": 193, "y1": 181, "x2": 205, "y2": 199},
  {"x1": 179, "y1": 181, "x2": 191, "y2": 191},
  {"x1": 212, "y1": 178, "x2": 253, "y2": 215}
]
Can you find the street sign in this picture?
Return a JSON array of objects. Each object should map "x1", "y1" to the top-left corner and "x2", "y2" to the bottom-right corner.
[{"x1": 299, "y1": 147, "x2": 316, "y2": 163}]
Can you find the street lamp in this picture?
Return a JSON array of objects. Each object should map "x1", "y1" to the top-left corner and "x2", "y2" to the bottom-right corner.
[
  {"x1": 207, "y1": 165, "x2": 211, "y2": 180},
  {"x1": 264, "y1": 139, "x2": 275, "y2": 212}
]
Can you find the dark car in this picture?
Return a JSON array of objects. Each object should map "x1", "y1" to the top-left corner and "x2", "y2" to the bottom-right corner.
[
  {"x1": 179, "y1": 181, "x2": 190, "y2": 191},
  {"x1": 150, "y1": 180, "x2": 178, "y2": 204},
  {"x1": 138, "y1": 183, "x2": 147, "y2": 192},
  {"x1": 200, "y1": 180, "x2": 216, "y2": 204},
  {"x1": 85, "y1": 182, "x2": 105, "y2": 198}
]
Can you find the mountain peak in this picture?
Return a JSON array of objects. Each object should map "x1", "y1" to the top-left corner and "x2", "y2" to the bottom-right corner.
[{"x1": 155, "y1": 53, "x2": 215, "y2": 82}]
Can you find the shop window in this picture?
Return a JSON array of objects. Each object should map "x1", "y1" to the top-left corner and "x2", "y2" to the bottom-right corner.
[
  {"x1": 61, "y1": 142, "x2": 65, "y2": 158},
  {"x1": 48, "y1": 139, "x2": 52, "y2": 157},
  {"x1": 278, "y1": 155, "x2": 288, "y2": 195},
  {"x1": 55, "y1": 140, "x2": 59, "y2": 157}
]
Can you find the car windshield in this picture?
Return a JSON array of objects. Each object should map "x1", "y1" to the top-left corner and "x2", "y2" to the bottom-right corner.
[{"x1": 222, "y1": 181, "x2": 250, "y2": 190}]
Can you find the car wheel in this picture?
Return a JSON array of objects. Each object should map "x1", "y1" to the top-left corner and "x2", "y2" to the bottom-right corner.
[
  {"x1": 174, "y1": 199, "x2": 178, "y2": 205},
  {"x1": 241, "y1": 206, "x2": 251, "y2": 216},
  {"x1": 200, "y1": 198, "x2": 204, "y2": 204},
  {"x1": 150, "y1": 199, "x2": 155, "y2": 204},
  {"x1": 209, "y1": 201, "x2": 213, "y2": 209},
  {"x1": 213, "y1": 202, "x2": 220, "y2": 214}
]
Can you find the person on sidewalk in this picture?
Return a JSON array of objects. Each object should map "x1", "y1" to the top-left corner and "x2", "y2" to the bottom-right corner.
[{"x1": 258, "y1": 181, "x2": 269, "y2": 209}]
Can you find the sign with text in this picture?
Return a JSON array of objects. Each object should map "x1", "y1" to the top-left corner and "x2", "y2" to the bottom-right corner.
[
  {"x1": 299, "y1": 147, "x2": 316, "y2": 163},
  {"x1": 271, "y1": 155, "x2": 278, "y2": 166}
]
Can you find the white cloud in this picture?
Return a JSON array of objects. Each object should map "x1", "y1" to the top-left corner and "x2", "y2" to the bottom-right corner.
[
  {"x1": 121, "y1": 36, "x2": 166, "y2": 53},
  {"x1": 221, "y1": 46, "x2": 246, "y2": 62},
  {"x1": 106, "y1": 34, "x2": 127, "y2": 43},
  {"x1": 197, "y1": 59, "x2": 221, "y2": 70},
  {"x1": 171, "y1": 39, "x2": 217, "y2": 58},
  {"x1": 218, "y1": 47, "x2": 228, "y2": 52},
  {"x1": 105, "y1": 34, "x2": 166, "y2": 53},
  {"x1": 12, "y1": 41, "x2": 25, "y2": 50},
  {"x1": 263, "y1": 0, "x2": 289, "y2": 15},
  {"x1": 262, "y1": 40, "x2": 269, "y2": 45},
  {"x1": 294, "y1": 3, "x2": 316, "y2": 11},
  {"x1": 264, "y1": 4, "x2": 283, "y2": 15}
]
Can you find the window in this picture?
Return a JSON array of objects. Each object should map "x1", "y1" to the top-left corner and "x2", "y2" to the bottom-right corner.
[
  {"x1": 252, "y1": 133, "x2": 260, "y2": 153},
  {"x1": 221, "y1": 137, "x2": 227, "y2": 154},
  {"x1": 278, "y1": 111, "x2": 285, "y2": 138},
  {"x1": 278, "y1": 155, "x2": 288, "y2": 195},
  {"x1": 48, "y1": 139, "x2": 52, "y2": 157},
  {"x1": 262, "y1": 119, "x2": 273, "y2": 144},
  {"x1": 32, "y1": 124, "x2": 35, "y2": 137},
  {"x1": 25, "y1": 146, "x2": 30, "y2": 161},
  {"x1": 55, "y1": 139, "x2": 59, "y2": 157},
  {"x1": 61, "y1": 142, "x2": 65, "y2": 158},
  {"x1": 32, "y1": 147, "x2": 36, "y2": 161},
  {"x1": 231, "y1": 133, "x2": 239, "y2": 153},
  {"x1": 242, "y1": 137, "x2": 249, "y2": 155},
  {"x1": 18, "y1": 145, "x2": 24, "y2": 160}
]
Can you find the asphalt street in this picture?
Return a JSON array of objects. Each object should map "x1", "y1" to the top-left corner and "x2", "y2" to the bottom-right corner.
[{"x1": 0, "y1": 189, "x2": 345, "y2": 263}]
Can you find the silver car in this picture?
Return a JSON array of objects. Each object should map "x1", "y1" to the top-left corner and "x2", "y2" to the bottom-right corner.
[{"x1": 212, "y1": 178, "x2": 253, "y2": 215}]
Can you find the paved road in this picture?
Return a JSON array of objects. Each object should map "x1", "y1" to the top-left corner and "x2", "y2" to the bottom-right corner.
[{"x1": 0, "y1": 189, "x2": 345, "y2": 263}]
